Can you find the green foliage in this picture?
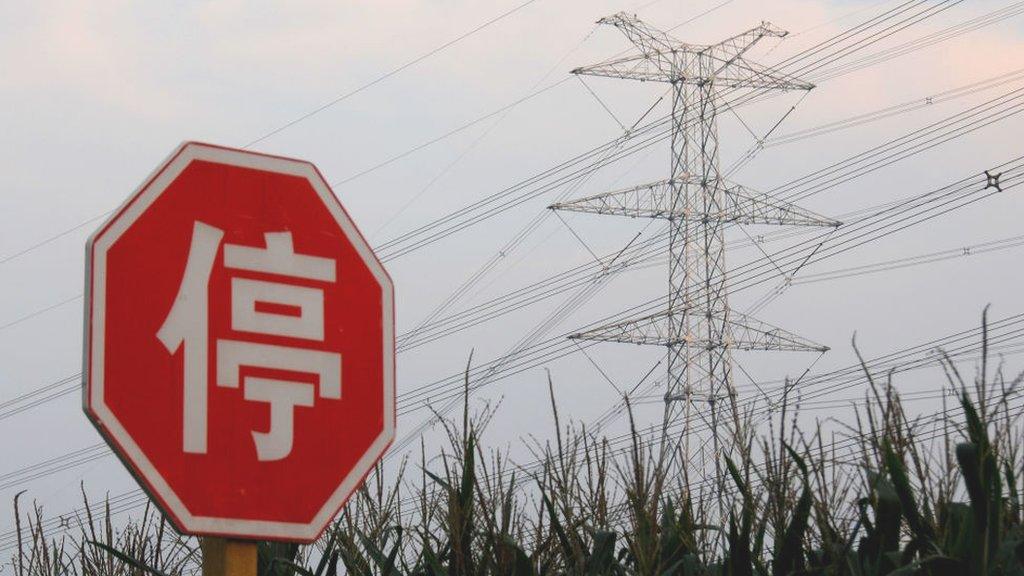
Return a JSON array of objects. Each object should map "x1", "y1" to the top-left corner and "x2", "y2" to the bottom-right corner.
[{"x1": 10, "y1": 315, "x2": 1024, "y2": 576}]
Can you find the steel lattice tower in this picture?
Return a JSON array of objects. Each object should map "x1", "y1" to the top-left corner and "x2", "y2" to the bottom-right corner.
[{"x1": 551, "y1": 14, "x2": 840, "y2": 449}]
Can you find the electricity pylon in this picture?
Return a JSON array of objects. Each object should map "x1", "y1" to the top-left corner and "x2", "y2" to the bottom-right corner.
[{"x1": 551, "y1": 14, "x2": 840, "y2": 455}]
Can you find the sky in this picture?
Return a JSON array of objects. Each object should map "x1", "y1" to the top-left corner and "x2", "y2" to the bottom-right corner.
[{"x1": 2, "y1": 0, "x2": 1024, "y2": 545}]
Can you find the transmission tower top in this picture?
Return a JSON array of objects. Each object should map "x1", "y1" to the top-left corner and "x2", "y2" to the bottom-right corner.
[{"x1": 573, "y1": 12, "x2": 814, "y2": 91}]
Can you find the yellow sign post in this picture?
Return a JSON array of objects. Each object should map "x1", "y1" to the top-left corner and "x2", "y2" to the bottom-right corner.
[{"x1": 201, "y1": 538, "x2": 258, "y2": 576}]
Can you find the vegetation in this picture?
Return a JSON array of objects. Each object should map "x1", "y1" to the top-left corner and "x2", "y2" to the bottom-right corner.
[{"x1": 7, "y1": 315, "x2": 1024, "y2": 575}]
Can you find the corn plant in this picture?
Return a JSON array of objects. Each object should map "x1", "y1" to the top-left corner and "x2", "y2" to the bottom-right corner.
[{"x1": 8, "y1": 311, "x2": 1024, "y2": 575}]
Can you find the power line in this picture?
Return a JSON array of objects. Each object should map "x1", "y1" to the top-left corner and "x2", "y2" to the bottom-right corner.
[
  {"x1": 371, "y1": 0, "x2": 990, "y2": 262},
  {"x1": 0, "y1": 0, "x2": 983, "y2": 272},
  {"x1": 11, "y1": 297, "x2": 1023, "y2": 547},
  {"x1": 4, "y1": 126, "x2": 1015, "y2": 453},
  {"x1": 813, "y1": 1, "x2": 1024, "y2": 82},
  {"x1": 388, "y1": 159, "x2": 1023, "y2": 447},
  {"x1": 7, "y1": 303, "x2": 1018, "y2": 551},
  {"x1": 766, "y1": 65, "x2": 1024, "y2": 147},
  {"x1": 791, "y1": 232, "x2": 1024, "y2": 285},
  {"x1": 4, "y1": 0, "x2": 1011, "y2": 541},
  {"x1": 242, "y1": 0, "x2": 543, "y2": 148},
  {"x1": 2, "y1": 126, "x2": 1017, "y2": 452}
]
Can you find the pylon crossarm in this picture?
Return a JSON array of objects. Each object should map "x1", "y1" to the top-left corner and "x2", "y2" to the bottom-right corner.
[
  {"x1": 549, "y1": 178, "x2": 840, "y2": 227},
  {"x1": 576, "y1": 15, "x2": 813, "y2": 91},
  {"x1": 549, "y1": 179, "x2": 677, "y2": 218},
  {"x1": 597, "y1": 12, "x2": 681, "y2": 55},
  {"x1": 568, "y1": 309, "x2": 682, "y2": 345},
  {"x1": 726, "y1": 311, "x2": 829, "y2": 352},
  {"x1": 705, "y1": 21, "x2": 789, "y2": 61},
  {"x1": 572, "y1": 54, "x2": 677, "y2": 83},
  {"x1": 721, "y1": 181, "x2": 841, "y2": 227},
  {"x1": 568, "y1": 308, "x2": 828, "y2": 352},
  {"x1": 704, "y1": 55, "x2": 815, "y2": 91},
  {"x1": 571, "y1": 52, "x2": 813, "y2": 90}
]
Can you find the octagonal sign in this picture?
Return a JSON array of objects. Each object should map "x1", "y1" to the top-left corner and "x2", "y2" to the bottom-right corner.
[{"x1": 84, "y1": 142, "x2": 395, "y2": 542}]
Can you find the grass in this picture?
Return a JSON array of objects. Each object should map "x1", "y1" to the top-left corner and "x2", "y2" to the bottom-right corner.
[{"x1": 7, "y1": 310, "x2": 1024, "y2": 575}]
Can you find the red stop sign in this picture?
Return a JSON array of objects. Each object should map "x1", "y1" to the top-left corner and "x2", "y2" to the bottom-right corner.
[{"x1": 83, "y1": 142, "x2": 395, "y2": 542}]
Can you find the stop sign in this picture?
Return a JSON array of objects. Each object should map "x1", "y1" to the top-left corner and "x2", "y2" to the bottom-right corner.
[{"x1": 83, "y1": 142, "x2": 395, "y2": 542}]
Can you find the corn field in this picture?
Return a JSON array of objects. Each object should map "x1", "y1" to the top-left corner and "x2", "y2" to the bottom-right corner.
[{"x1": 8, "y1": 312, "x2": 1024, "y2": 576}]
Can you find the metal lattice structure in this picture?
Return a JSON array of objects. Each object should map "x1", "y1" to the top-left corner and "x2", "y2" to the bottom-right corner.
[{"x1": 551, "y1": 14, "x2": 840, "y2": 443}]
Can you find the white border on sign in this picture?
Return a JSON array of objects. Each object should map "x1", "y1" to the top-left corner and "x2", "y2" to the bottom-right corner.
[{"x1": 83, "y1": 142, "x2": 396, "y2": 542}]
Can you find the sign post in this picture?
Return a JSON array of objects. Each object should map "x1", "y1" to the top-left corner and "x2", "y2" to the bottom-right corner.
[
  {"x1": 83, "y1": 142, "x2": 395, "y2": 570},
  {"x1": 200, "y1": 538, "x2": 257, "y2": 576}
]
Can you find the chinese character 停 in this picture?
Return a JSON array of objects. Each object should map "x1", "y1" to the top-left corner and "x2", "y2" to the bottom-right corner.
[{"x1": 158, "y1": 221, "x2": 341, "y2": 461}]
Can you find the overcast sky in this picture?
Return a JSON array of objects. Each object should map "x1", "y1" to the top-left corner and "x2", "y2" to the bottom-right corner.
[{"x1": 2, "y1": 0, "x2": 1024, "y2": 541}]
